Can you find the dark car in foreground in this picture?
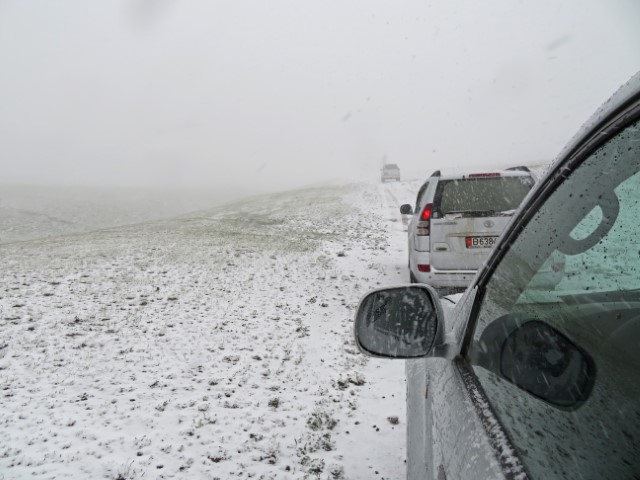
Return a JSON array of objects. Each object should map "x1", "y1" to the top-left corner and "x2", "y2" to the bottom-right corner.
[{"x1": 354, "y1": 72, "x2": 640, "y2": 479}]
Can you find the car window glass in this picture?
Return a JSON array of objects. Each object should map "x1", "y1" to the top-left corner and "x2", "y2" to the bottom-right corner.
[
  {"x1": 468, "y1": 118, "x2": 640, "y2": 479},
  {"x1": 415, "y1": 182, "x2": 429, "y2": 211},
  {"x1": 435, "y1": 176, "x2": 534, "y2": 215}
]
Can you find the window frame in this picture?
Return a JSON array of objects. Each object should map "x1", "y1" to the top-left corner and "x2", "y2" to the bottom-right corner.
[
  {"x1": 415, "y1": 180, "x2": 429, "y2": 212},
  {"x1": 447, "y1": 91, "x2": 640, "y2": 479},
  {"x1": 461, "y1": 96, "x2": 640, "y2": 358}
]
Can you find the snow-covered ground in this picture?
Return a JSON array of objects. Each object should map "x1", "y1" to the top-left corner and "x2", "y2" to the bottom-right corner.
[{"x1": 0, "y1": 180, "x2": 421, "y2": 480}]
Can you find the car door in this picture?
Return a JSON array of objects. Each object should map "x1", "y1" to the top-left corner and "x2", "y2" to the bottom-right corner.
[
  {"x1": 424, "y1": 85, "x2": 640, "y2": 480},
  {"x1": 408, "y1": 287, "x2": 513, "y2": 480}
]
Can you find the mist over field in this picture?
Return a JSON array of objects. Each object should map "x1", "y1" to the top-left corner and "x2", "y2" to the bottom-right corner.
[{"x1": 0, "y1": 184, "x2": 246, "y2": 244}]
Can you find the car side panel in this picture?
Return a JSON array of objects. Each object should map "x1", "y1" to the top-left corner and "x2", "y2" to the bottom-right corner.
[
  {"x1": 406, "y1": 358, "x2": 506, "y2": 480},
  {"x1": 414, "y1": 181, "x2": 437, "y2": 253},
  {"x1": 429, "y1": 361, "x2": 506, "y2": 480},
  {"x1": 406, "y1": 288, "x2": 505, "y2": 480},
  {"x1": 407, "y1": 214, "x2": 417, "y2": 276},
  {"x1": 406, "y1": 358, "x2": 433, "y2": 480}
]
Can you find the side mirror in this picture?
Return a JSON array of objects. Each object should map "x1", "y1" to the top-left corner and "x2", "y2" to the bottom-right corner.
[
  {"x1": 354, "y1": 285, "x2": 442, "y2": 358},
  {"x1": 473, "y1": 316, "x2": 595, "y2": 408},
  {"x1": 400, "y1": 204, "x2": 413, "y2": 215}
]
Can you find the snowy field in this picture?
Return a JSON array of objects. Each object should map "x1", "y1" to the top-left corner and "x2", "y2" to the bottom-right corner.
[
  {"x1": 0, "y1": 180, "x2": 421, "y2": 480},
  {"x1": 0, "y1": 185, "x2": 246, "y2": 245}
]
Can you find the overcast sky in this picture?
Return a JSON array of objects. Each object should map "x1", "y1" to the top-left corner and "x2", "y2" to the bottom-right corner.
[{"x1": 1, "y1": 0, "x2": 638, "y2": 193}]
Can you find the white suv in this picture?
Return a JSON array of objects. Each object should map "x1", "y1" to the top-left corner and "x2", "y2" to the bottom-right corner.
[{"x1": 400, "y1": 168, "x2": 535, "y2": 289}]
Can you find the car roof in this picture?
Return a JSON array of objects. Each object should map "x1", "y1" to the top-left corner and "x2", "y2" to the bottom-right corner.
[
  {"x1": 436, "y1": 170, "x2": 532, "y2": 181},
  {"x1": 552, "y1": 70, "x2": 640, "y2": 171},
  {"x1": 423, "y1": 169, "x2": 533, "y2": 183}
]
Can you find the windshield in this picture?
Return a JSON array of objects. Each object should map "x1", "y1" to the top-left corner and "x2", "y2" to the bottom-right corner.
[{"x1": 435, "y1": 176, "x2": 534, "y2": 215}]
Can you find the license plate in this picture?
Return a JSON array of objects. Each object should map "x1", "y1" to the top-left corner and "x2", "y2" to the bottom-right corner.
[{"x1": 466, "y1": 236, "x2": 498, "y2": 248}]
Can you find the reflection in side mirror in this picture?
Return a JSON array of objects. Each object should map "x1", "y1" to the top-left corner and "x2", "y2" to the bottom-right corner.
[
  {"x1": 400, "y1": 204, "x2": 413, "y2": 215},
  {"x1": 473, "y1": 315, "x2": 595, "y2": 408},
  {"x1": 354, "y1": 285, "x2": 440, "y2": 358},
  {"x1": 500, "y1": 320, "x2": 594, "y2": 408}
]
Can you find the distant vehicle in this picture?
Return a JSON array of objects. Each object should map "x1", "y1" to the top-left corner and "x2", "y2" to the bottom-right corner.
[
  {"x1": 400, "y1": 167, "x2": 535, "y2": 290},
  {"x1": 381, "y1": 164, "x2": 400, "y2": 182},
  {"x1": 355, "y1": 72, "x2": 640, "y2": 480}
]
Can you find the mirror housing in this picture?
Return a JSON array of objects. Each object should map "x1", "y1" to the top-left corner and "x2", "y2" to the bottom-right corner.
[
  {"x1": 354, "y1": 284, "x2": 443, "y2": 358},
  {"x1": 400, "y1": 204, "x2": 413, "y2": 215}
]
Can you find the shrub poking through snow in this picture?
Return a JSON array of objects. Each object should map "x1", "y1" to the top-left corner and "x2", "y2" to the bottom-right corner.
[
  {"x1": 297, "y1": 431, "x2": 335, "y2": 457},
  {"x1": 307, "y1": 458, "x2": 325, "y2": 475},
  {"x1": 298, "y1": 407, "x2": 339, "y2": 476},
  {"x1": 335, "y1": 372, "x2": 365, "y2": 390},
  {"x1": 306, "y1": 408, "x2": 337, "y2": 431},
  {"x1": 328, "y1": 464, "x2": 345, "y2": 479},
  {"x1": 207, "y1": 446, "x2": 228, "y2": 463}
]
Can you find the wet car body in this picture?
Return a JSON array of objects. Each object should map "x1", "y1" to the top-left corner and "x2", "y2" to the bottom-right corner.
[
  {"x1": 355, "y1": 72, "x2": 640, "y2": 480},
  {"x1": 402, "y1": 169, "x2": 535, "y2": 290}
]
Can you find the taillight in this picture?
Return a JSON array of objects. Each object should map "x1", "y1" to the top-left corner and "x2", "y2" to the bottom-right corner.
[
  {"x1": 418, "y1": 264, "x2": 431, "y2": 272},
  {"x1": 420, "y1": 204, "x2": 432, "y2": 221},
  {"x1": 416, "y1": 203, "x2": 432, "y2": 236}
]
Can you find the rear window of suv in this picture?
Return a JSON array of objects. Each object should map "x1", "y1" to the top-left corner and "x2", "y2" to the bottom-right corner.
[{"x1": 435, "y1": 175, "x2": 534, "y2": 216}]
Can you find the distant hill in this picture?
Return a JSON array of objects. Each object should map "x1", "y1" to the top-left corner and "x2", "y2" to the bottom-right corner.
[{"x1": 0, "y1": 185, "x2": 240, "y2": 244}]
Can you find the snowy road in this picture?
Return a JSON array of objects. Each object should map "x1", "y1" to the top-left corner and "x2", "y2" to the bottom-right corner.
[{"x1": 0, "y1": 181, "x2": 420, "y2": 480}]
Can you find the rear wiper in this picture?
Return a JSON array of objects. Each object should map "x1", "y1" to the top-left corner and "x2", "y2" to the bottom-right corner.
[
  {"x1": 494, "y1": 209, "x2": 517, "y2": 216},
  {"x1": 443, "y1": 210, "x2": 496, "y2": 216},
  {"x1": 443, "y1": 210, "x2": 487, "y2": 215},
  {"x1": 442, "y1": 209, "x2": 515, "y2": 217}
]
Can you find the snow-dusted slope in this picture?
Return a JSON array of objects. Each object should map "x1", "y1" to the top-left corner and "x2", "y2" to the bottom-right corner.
[
  {"x1": 0, "y1": 185, "x2": 242, "y2": 245},
  {"x1": 0, "y1": 181, "x2": 419, "y2": 479}
]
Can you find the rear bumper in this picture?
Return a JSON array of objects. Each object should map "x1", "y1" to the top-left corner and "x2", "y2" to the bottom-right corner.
[
  {"x1": 410, "y1": 251, "x2": 478, "y2": 288},
  {"x1": 414, "y1": 267, "x2": 477, "y2": 288}
]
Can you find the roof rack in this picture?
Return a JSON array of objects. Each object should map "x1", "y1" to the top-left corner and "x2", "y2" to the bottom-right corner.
[{"x1": 505, "y1": 166, "x2": 531, "y2": 173}]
